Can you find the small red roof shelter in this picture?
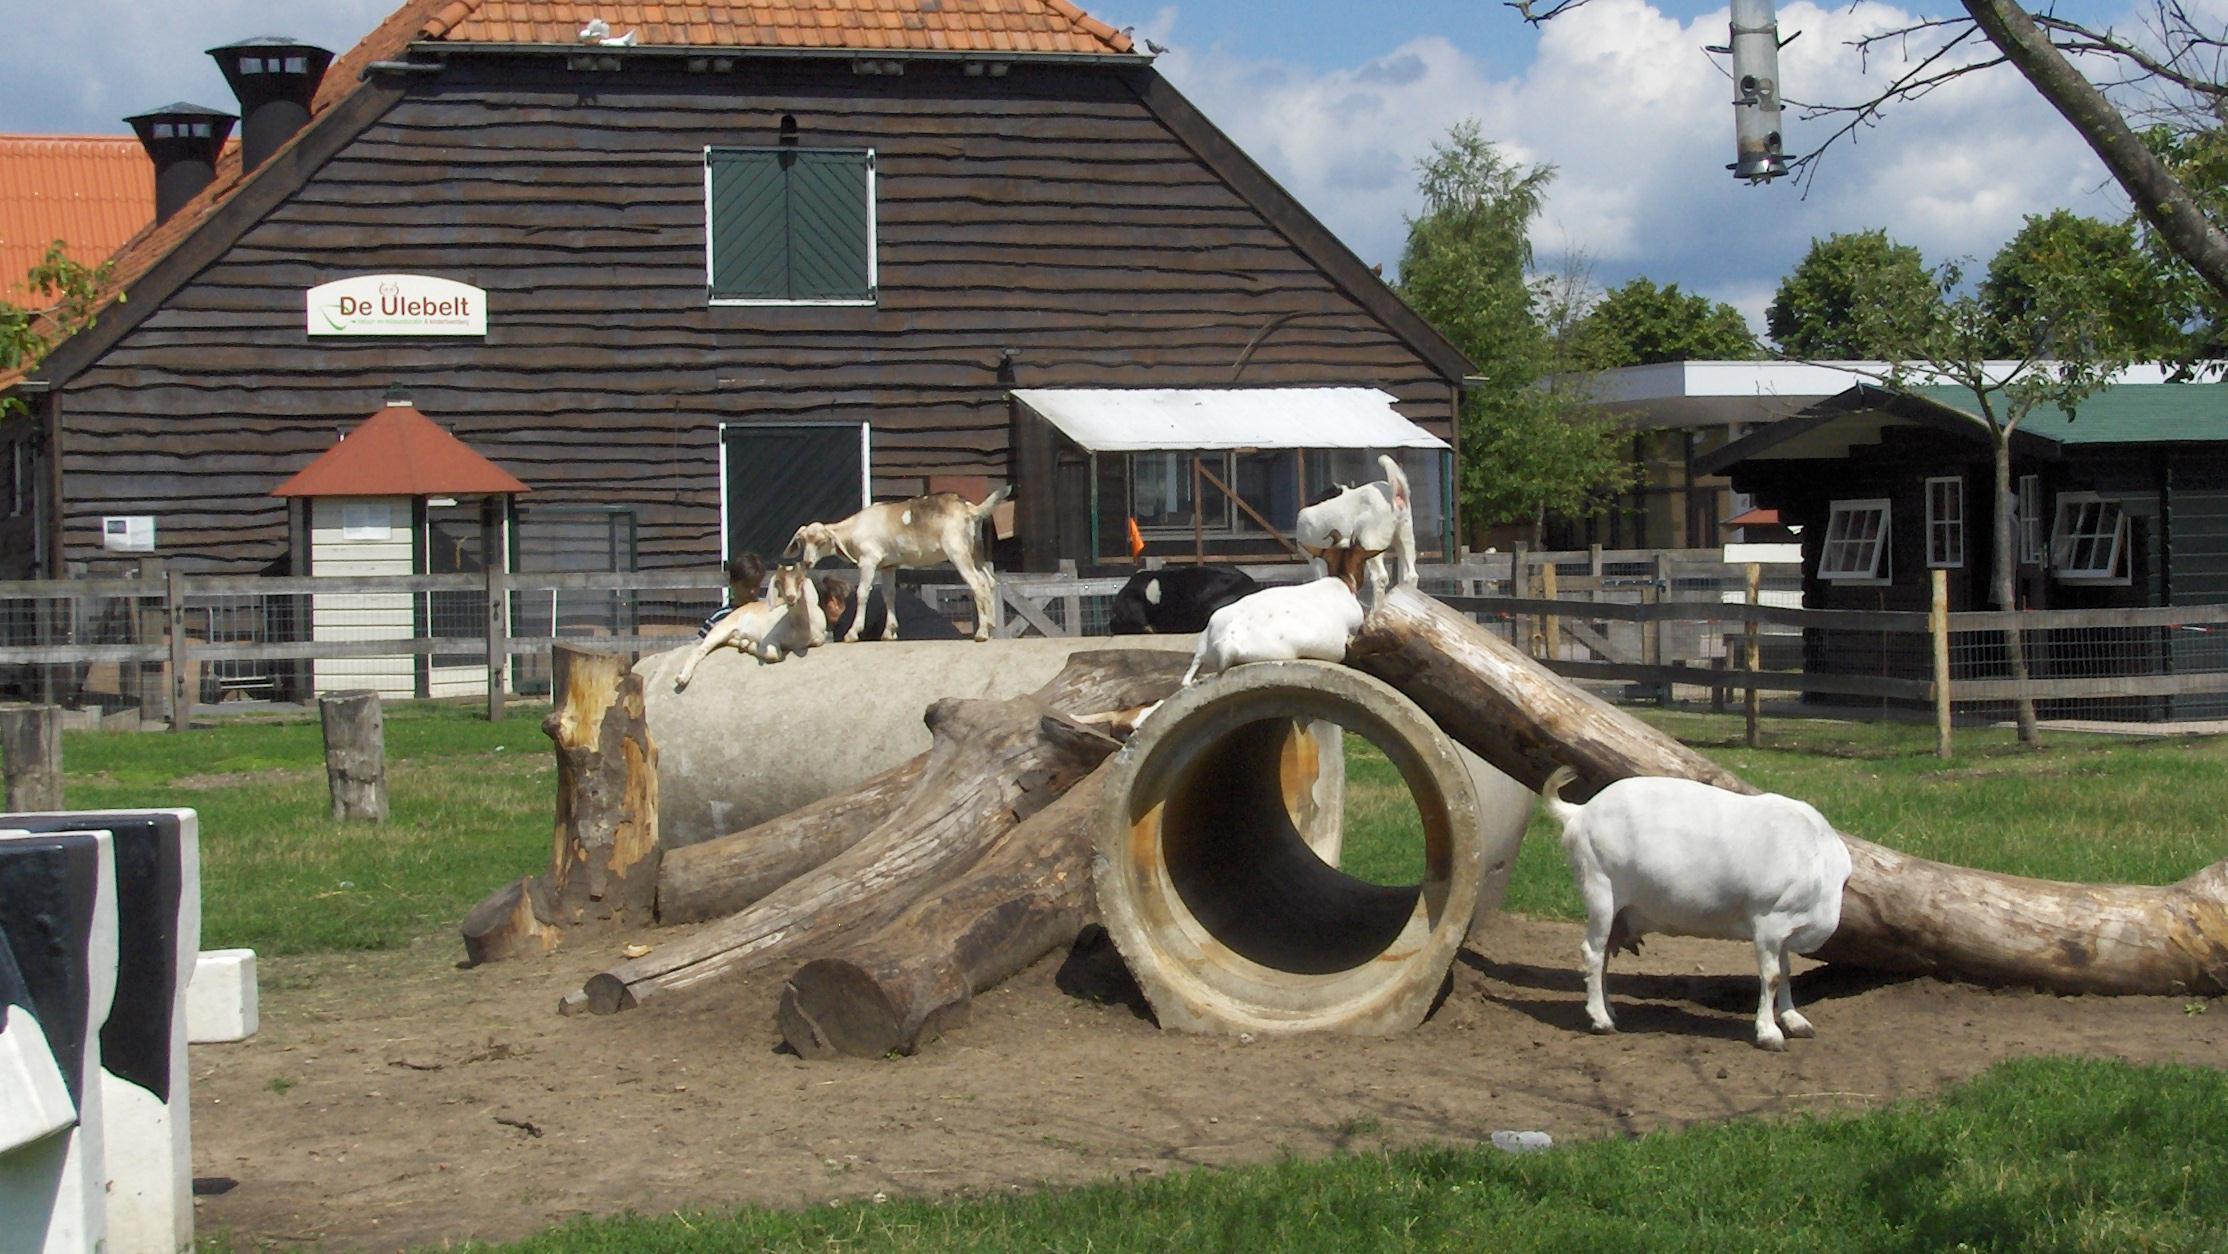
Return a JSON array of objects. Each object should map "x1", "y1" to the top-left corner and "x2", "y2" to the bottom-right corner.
[{"x1": 272, "y1": 401, "x2": 528, "y2": 499}]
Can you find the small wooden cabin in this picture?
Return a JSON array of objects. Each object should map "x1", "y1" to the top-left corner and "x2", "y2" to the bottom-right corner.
[{"x1": 1700, "y1": 379, "x2": 2228, "y2": 718}]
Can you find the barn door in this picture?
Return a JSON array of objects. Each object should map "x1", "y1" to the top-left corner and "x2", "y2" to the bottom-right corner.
[{"x1": 721, "y1": 422, "x2": 869, "y2": 562}]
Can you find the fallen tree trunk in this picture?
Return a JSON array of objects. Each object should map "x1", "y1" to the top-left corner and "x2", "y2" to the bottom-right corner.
[
  {"x1": 462, "y1": 645, "x2": 659, "y2": 965},
  {"x1": 569, "y1": 650, "x2": 1186, "y2": 1014},
  {"x1": 656, "y1": 757, "x2": 926, "y2": 925},
  {"x1": 1347, "y1": 586, "x2": 2228, "y2": 996},
  {"x1": 777, "y1": 747, "x2": 1112, "y2": 1059}
]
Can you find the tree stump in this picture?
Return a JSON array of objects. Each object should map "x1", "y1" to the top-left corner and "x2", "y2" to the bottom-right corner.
[
  {"x1": 460, "y1": 645, "x2": 659, "y2": 965},
  {"x1": 1347, "y1": 585, "x2": 2228, "y2": 996},
  {"x1": 0, "y1": 704, "x2": 62, "y2": 811},
  {"x1": 317, "y1": 691, "x2": 387, "y2": 823}
]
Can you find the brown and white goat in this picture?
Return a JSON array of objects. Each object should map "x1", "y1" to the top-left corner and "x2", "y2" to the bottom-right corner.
[
  {"x1": 786, "y1": 486, "x2": 1011, "y2": 642},
  {"x1": 674, "y1": 564, "x2": 820, "y2": 688}
]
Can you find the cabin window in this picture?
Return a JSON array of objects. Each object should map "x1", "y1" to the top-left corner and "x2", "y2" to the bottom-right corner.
[
  {"x1": 1818, "y1": 499, "x2": 1890, "y2": 583},
  {"x1": 2017, "y1": 475, "x2": 2043, "y2": 565},
  {"x1": 705, "y1": 147, "x2": 876, "y2": 305},
  {"x1": 341, "y1": 502, "x2": 393, "y2": 542},
  {"x1": 1130, "y1": 452, "x2": 1229, "y2": 532},
  {"x1": 1924, "y1": 477, "x2": 1964, "y2": 569},
  {"x1": 2050, "y1": 492, "x2": 2129, "y2": 583}
]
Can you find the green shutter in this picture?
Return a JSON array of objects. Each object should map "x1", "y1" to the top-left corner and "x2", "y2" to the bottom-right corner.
[
  {"x1": 708, "y1": 150, "x2": 787, "y2": 300},
  {"x1": 786, "y1": 151, "x2": 873, "y2": 301}
]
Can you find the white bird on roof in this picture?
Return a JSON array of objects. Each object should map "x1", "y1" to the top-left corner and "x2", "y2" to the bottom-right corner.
[{"x1": 578, "y1": 17, "x2": 610, "y2": 40}]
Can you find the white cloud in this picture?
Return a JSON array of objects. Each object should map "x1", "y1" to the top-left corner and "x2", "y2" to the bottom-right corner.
[{"x1": 1153, "y1": 0, "x2": 2138, "y2": 330}]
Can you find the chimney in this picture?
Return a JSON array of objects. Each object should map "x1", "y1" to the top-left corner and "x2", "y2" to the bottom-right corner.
[
  {"x1": 207, "y1": 36, "x2": 334, "y2": 175},
  {"x1": 123, "y1": 103, "x2": 237, "y2": 223}
]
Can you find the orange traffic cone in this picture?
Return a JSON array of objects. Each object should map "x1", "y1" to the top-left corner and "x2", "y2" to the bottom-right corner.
[{"x1": 1126, "y1": 516, "x2": 1146, "y2": 560}]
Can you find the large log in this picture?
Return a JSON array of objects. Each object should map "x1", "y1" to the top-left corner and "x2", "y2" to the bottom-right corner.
[
  {"x1": 776, "y1": 750, "x2": 1112, "y2": 1059},
  {"x1": 1347, "y1": 586, "x2": 2228, "y2": 996},
  {"x1": 461, "y1": 645, "x2": 660, "y2": 965},
  {"x1": 655, "y1": 757, "x2": 926, "y2": 925},
  {"x1": 317, "y1": 691, "x2": 387, "y2": 823},
  {"x1": 570, "y1": 650, "x2": 1187, "y2": 1014}
]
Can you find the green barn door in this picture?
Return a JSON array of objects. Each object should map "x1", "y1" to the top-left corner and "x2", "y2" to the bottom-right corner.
[{"x1": 722, "y1": 423, "x2": 866, "y2": 562}]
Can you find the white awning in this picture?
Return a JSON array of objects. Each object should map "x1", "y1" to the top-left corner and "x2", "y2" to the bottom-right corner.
[{"x1": 1012, "y1": 387, "x2": 1451, "y2": 454}]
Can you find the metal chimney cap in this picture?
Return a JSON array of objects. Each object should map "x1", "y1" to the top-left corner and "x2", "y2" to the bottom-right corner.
[
  {"x1": 205, "y1": 35, "x2": 332, "y2": 54},
  {"x1": 124, "y1": 101, "x2": 236, "y2": 122}
]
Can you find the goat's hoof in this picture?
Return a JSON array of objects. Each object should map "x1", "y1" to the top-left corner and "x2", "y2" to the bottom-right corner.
[
  {"x1": 1588, "y1": 1020, "x2": 1617, "y2": 1036},
  {"x1": 1754, "y1": 1031, "x2": 1788, "y2": 1052},
  {"x1": 1780, "y1": 1013, "x2": 1815, "y2": 1039}
]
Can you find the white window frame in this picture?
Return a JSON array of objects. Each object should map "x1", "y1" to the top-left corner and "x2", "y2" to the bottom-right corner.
[
  {"x1": 2017, "y1": 475, "x2": 2043, "y2": 566},
  {"x1": 1924, "y1": 476, "x2": 1965, "y2": 569},
  {"x1": 340, "y1": 501, "x2": 392, "y2": 541},
  {"x1": 2049, "y1": 492, "x2": 2130, "y2": 585},
  {"x1": 715, "y1": 421, "x2": 871, "y2": 564},
  {"x1": 1818, "y1": 498, "x2": 1892, "y2": 584},
  {"x1": 703, "y1": 146, "x2": 879, "y2": 308}
]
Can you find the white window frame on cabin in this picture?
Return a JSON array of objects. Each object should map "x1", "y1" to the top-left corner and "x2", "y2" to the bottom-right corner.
[
  {"x1": 703, "y1": 147, "x2": 879, "y2": 308},
  {"x1": 2017, "y1": 475, "x2": 2043, "y2": 566},
  {"x1": 2049, "y1": 492, "x2": 2130, "y2": 585},
  {"x1": 1924, "y1": 476, "x2": 1965, "y2": 569},
  {"x1": 1818, "y1": 498, "x2": 1892, "y2": 584}
]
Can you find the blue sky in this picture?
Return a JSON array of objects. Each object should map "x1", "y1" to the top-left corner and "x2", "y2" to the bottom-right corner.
[{"x1": 0, "y1": 0, "x2": 2161, "y2": 330}]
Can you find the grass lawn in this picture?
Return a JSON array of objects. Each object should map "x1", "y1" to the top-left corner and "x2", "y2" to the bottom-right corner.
[{"x1": 470, "y1": 1056, "x2": 2228, "y2": 1252}]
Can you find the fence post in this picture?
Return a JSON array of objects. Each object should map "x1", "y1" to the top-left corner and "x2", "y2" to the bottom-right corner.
[
  {"x1": 1931, "y1": 567, "x2": 1952, "y2": 760},
  {"x1": 1648, "y1": 551, "x2": 1670, "y2": 706},
  {"x1": 1057, "y1": 559, "x2": 1081, "y2": 635},
  {"x1": 485, "y1": 565, "x2": 506, "y2": 723},
  {"x1": 1541, "y1": 562, "x2": 1560, "y2": 662},
  {"x1": 136, "y1": 556, "x2": 167, "y2": 724},
  {"x1": 0, "y1": 704, "x2": 62, "y2": 809},
  {"x1": 1511, "y1": 544, "x2": 1530, "y2": 652},
  {"x1": 166, "y1": 566, "x2": 193, "y2": 733},
  {"x1": 319, "y1": 690, "x2": 388, "y2": 823},
  {"x1": 1744, "y1": 562, "x2": 1761, "y2": 748}
]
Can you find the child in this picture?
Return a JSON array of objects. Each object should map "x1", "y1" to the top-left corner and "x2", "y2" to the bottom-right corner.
[{"x1": 696, "y1": 552, "x2": 767, "y2": 638}]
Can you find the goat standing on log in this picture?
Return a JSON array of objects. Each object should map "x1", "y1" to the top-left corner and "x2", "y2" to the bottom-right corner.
[
  {"x1": 788, "y1": 486, "x2": 1011, "y2": 643},
  {"x1": 1295, "y1": 454, "x2": 1416, "y2": 608},
  {"x1": 1538, "y1": 767, "x2": 1852, "y2": 1051},
  {"x1": 1177, "y1": 544, "x2": 1377, "y2": 687},
  {"x1": 1109, "y1": 566, "x2": 1261, "y2": 635}
]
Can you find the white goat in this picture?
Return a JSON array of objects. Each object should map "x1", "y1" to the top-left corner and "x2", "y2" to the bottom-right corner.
[
  {"x1": 674, "y1": 565, "x2": 820, "y2": 688},
  {"x1": 787, "y1": 486, "x2": 1011, "y2": 643},
  {"x1": 1294, "y1": 454, "x2": 1416, "y2": 608},
  {"x1": 1177, "y1": 546, "x2": 1375, "y2": 688},
  {"x1": 1537, "y1": 767, "x2": 1853, "y2": 1051}
]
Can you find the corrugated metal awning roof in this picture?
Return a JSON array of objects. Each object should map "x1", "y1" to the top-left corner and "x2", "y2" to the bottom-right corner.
[{"x1": 1012, "y1": 387, "x2": 1450, "y2": 453}]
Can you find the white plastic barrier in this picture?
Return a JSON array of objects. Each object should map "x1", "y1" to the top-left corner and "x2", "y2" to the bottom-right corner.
[{"x1": 187, "y1": 949, "x2": 258, "y2": 1044}]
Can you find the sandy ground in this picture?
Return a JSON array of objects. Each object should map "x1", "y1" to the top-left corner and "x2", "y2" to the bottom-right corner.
[{"x1": 184, "y1": 913, "x2": 2228, "y2": 1250}]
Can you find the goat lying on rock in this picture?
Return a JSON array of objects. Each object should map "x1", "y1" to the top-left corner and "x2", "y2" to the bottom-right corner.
[
  {"x1": 1537, "y1": 767, "x2": 1852, "y2": 1050},
  {"x1": 787, "y1": 486, "x2": 1011, "y2": 643},
  {"x1": 675, "y1": 564, "x2": 823, "y2": 688}
]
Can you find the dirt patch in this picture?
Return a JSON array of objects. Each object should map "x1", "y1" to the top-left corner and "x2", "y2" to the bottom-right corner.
[{"x1": 190, "y1": 916, "x2": 2226, "y2": 1249}]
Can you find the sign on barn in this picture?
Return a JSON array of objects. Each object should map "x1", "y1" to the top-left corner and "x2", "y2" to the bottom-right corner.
[{"x1": 306, "y1": 274, "x2": 487, "y2": 337}]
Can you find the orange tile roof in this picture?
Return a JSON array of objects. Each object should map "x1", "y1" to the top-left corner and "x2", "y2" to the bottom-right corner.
[
  {"x1": 272, "y1": 402, "x2": 532, "y2": 498},
  {"x1": 0, "y1": 137, "x2": 162, "y2": 300},
  {"x1": 17, "y1": 0, "x2": 1132, "y2": 385}
]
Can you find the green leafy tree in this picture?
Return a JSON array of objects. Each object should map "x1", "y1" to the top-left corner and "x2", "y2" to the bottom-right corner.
[
  {"x1": 1398, "y1": 121, "x2": 1635, "y2": 542},
  {"x1": 1980, "y1": 210, "x2": 2189, "y2": 360},
  {"x1": 1573, "y1": 277, "x2": 1758, "y2": 367},
  {"x1": 1766, "y1": 230, "x2": 1942, "y2": 359},
  {"x1": 2, "y1": 241, "x2": 114, "y2": 420}
]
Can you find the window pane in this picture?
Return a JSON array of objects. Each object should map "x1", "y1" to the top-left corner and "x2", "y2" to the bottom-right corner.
[
  {"x1": 1131, "y1": 453, "x2": 1195, "y2": 528},
  {"x1": 1233, "y1": 450, "x2": 1299, "y2": 533},
  {"x1": 708, "y1": 151, "x2": 788, "y2": 299},
  {"x1": 786, "y1": 151, "x2": 872, "y2": 301}
]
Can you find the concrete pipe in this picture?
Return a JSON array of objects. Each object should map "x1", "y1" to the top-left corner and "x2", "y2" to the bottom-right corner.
[{"x1": 1095, "y1": 661, "x2": 1522, "y2": 1037}]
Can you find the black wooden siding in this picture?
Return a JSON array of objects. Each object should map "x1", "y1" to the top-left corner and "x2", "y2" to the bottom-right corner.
[{"x1": 54, "y1": 59, "x2": 1454, "y2": 573}]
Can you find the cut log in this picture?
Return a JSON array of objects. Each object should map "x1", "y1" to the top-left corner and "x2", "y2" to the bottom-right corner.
[
  {"x1": 0, "y1": 704, "x2": 62, "y2": 811},
  {"x1": 317, "y1": 690, "x2": 387, "y2": 823},
  {"x1": 1347, "y1": 585, "x2": 2228, "y2": 996},
  {"x1": 656, "y1": 756, "x2": 926, "y2": 925},
  {"x1": 777, "y1": 744, "x2": 1112, "y2": 1059},
  {"x1": 460, "y1": 644, "x2": 660, "y2": 965},
  {"x1": 572, "y1": 649, "x2": 1185, "y2": 1014}
]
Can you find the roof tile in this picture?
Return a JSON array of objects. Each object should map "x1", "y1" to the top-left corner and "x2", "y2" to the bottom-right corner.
[{"x1": 271, "y1": 403, "x2": 532, "y2": 498}]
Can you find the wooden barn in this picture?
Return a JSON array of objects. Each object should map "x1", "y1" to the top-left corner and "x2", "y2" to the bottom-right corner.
[
  {"x1": 3, "y1": 0, "x2": 1470, "y2": 588},
  {"x1": 1698, "y1": 375, "x2": 2228, "y2": 717}
]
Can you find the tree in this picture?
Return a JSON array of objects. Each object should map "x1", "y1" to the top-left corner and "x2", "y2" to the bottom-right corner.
[
  {"x1": 1398, "y1": 122, "x2": 1636, "y2": 542},
  {"x1": 2, "y1": 241, "x2": 114, "y2": 420},
  {"x1": 1574, "y1": 277, "x2": 1758, "y2": 367},
  {"x1": 1766, "y1": 230, "x2": 1942, "y2": 359},
  {"x1": 1981, "y1": 209, "x2": 2190, "y2": 359}
]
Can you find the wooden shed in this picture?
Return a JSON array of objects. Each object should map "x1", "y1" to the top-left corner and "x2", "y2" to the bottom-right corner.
[{"x1": 5, "y1": 0, "x2": 1472, "y2": 585}]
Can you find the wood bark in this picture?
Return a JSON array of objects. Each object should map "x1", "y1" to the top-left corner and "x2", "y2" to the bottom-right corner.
[
  {"x1": 317, "y1": 690, "x2": 387, "y2": 823},
  {"x1": 655, "y1": 757, "x2": 925, "y2": 925},
  {"x1": 1348, "y1": 585, "x2": 2228, "y2": 996},
  {"x1": 461, "y1": 644, "x2": 660, "y2": 965},
  {"x1": 570, "y1": 649, "x2": 1185, "y2": 1015},
  {"x1": 0, "y1": 704, "x2": 62, "y2": 811},
  {"x1": 777, "y1": 752, "x2": 1111, "y2": 1058}
]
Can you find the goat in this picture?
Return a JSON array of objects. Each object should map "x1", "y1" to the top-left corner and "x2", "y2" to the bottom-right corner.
[
  {"x1": 1109, "y1": 566, "x2": 1261, "y2": 635},
  {"x1": 1177, "y1": 544, "x2": 1376, "y2": 688},
  {"x1": 787, "y1": 486, "x2": 1011, "y2": 643},
  {"x1": 1294, "y1": 454, "x2": 1416, "y2": 608},
  {"x1": 674, "y1": 564, "x2": 821, "y2": 688},
  {"x1": 1537, "y1": 767, "x2": 1853, "y2": 1051}
]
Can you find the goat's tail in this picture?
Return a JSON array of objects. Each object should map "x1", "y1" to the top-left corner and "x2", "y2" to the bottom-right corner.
[
  {"x1": 1537, "y1": 765, "x2": 1584, "y2": 830},
  {"x1": 971, "y1": 484, "x2": 1015, "y2": 520},
  {"x1": 1377, "y1": 454, "x2": 1411, "y2": 512}
]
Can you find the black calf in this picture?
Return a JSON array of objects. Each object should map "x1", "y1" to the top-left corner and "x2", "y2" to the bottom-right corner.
[{"x1": 1109, "y1": 566, "x2": 1261, "y2": 635}]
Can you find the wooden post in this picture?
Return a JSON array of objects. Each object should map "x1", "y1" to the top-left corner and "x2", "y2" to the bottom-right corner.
[
  {"x1": 1932, "y1": 567, "x2": 1953, "y2": 760},
  {"x1": 166, "y1": 566, "x2": 193, "y2": 733},
  {"x1": 134, "y1": 557, "x2": 166, "y2": 724},
  {"x1": 1510, "y1": 544, "x2": 1530, "y2": 653},
  {"x1": 1711, "y1": 655, "x2": 1729, "y2": 713},
  {"x1": 0, "y1": 704, "x2": 62, "y2": 810},
  {"x1": 1057, "y1": 559, "x2": 1081, "y2": 635},
  {"x1": 1744, "y1": 562, "x2": 1761, "y2": 748},
  {"x1": 1191, "y1": 455, "x2": 1205, "y2": 563},
  {"x1": 319, "y1": 690, "x2": 388, "y2": 823},
  {"x1": 483, "y1": 560, "x2": 506, "y2": 724},
  {"x1": 1644, "y1": 552, "x2": 1669, "y2": 705},
  {"x1": 1541, "y1": 562, "x2": 1560, "y2": 662}
]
